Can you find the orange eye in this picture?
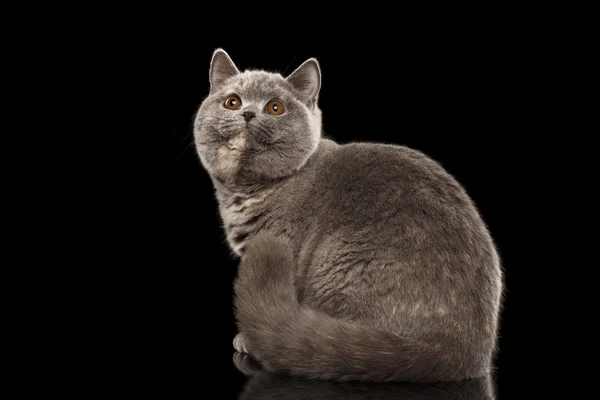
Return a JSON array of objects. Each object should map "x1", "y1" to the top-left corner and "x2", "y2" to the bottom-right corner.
[
  {"x1": 224, "y1": 95, "x2": 241, "y2": 110},
  {"x1": 266, "y1": 101, "x2": 285, "y2": 115}
]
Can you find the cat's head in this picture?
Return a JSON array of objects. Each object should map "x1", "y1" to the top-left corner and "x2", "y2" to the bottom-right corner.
[{"x1": 194, "y1": 49, "x2": 322, "y2": 185}]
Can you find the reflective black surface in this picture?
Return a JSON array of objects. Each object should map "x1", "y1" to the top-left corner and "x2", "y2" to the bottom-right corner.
[{"x1": 232, "y1": 352, "x2": 496, "y2": 399}]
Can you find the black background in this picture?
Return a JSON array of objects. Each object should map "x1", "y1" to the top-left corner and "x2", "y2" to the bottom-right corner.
[
  {"x1": 160, "y1": 22, "x2": 528, "y2": 399},
  {"x1": 13, "y1": 5, "x2": 580, "y2": 395}
]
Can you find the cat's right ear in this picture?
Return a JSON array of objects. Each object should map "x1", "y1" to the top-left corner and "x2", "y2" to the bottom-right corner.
[
  {"x1": 286, "y1": 58, "x2": 321, "y2": 105},
  {"x1": 209, "y1": 49, "x2": 239, "y2": 93}
]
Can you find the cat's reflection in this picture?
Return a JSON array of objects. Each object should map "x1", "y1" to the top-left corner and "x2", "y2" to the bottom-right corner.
[{"x1": 234, "y1": 352, "x2": 496, "y2": 400}]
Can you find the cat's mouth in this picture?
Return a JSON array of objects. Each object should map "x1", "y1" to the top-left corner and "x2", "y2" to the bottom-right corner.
[
  {"x1": 218, "y1": 123, "x2": 254, "y2": 139},
  {"x1": 242, "y1": 123, "x2": 257, "y2": 134}
]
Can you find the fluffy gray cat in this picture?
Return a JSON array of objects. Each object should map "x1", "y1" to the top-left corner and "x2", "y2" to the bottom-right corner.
[{"x1": 194, "y1": 49, "x2": 503, "y2": 383}]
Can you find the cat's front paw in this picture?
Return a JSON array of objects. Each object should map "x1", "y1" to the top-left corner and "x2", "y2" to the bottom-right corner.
[{"x1": 233, "y1": 332, "x2": 250, "y2": 353}]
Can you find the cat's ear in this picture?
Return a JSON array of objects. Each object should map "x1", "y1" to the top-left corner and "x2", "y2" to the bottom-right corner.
[
  {"x1": 209, "y1": 49, "x2": 240, "y2": 92},
  {"x1": 286, "y1": 58, "x2": 321, "y2": 105}
]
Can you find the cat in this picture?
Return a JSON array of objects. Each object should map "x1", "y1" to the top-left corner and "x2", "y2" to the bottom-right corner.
[{"x1": 193, "y1": 49, "x2": 503, "y2": 383}]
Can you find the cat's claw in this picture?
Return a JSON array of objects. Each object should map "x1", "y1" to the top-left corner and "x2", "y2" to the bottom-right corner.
[
  {"x1": 233, "y1": 332, "x2": 249, "y2": 353},
  {"x1": 233, "y1": 351, "x2": 260, "y2": 376}
]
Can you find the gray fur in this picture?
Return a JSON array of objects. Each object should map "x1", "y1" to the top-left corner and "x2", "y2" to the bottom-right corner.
[{"x1": 194, "y1": 49, "x2": 504, "y2": 383}]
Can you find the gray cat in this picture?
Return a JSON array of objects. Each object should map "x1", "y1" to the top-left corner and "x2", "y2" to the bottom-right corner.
[{"x1": 194, "y1": 49, "x2": 503, "y2": 383}]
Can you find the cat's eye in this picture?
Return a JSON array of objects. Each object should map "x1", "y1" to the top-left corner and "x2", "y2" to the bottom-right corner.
[
  {"x1": 266, "y1": 101, "x2": 285, "y2": 115},
  {"x1": 224, "y1": 95, "x2": 242, "y2": 110}
]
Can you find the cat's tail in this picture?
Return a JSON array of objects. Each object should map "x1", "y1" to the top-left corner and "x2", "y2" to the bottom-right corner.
[{"x1": 234, "y1": 232, "x2": 482, "y2": 383}]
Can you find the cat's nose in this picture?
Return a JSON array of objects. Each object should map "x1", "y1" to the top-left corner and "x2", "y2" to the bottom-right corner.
[{"x1": 242, "y1": 110, "x2": 256, "y2": 122}]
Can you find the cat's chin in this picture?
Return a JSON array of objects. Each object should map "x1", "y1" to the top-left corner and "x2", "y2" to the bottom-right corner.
[{"x1": 223, "y1": 131, "x2": 246, "y2": 150}]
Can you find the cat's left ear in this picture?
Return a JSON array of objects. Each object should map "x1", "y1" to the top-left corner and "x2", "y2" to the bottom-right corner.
[
  {"x1": 209, "y1": 49, "x2": 240, "y2": 93},
  {"x1": 286, "y1": 58, "x2": 321, "y2": 105}
]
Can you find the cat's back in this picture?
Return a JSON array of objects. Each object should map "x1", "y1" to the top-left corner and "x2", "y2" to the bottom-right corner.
[
  {"x1": 296, "y1": 138, "x2": 497, "y2": 272},
  {"x1": 311, "y1": 139, "x2": 475, "y2": 218},
  {"x1": 299, "y1": 139, "x2": 500, "y2": 284}
]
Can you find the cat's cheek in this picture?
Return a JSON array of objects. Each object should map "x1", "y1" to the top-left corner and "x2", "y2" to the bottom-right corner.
[{"x1": 194, "y1": 141, "x2": 212, "y2": 172}]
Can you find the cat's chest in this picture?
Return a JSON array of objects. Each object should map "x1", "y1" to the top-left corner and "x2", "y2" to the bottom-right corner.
[{"x1": 219, "y1": 189, "x2": 276, "y2": 255}]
